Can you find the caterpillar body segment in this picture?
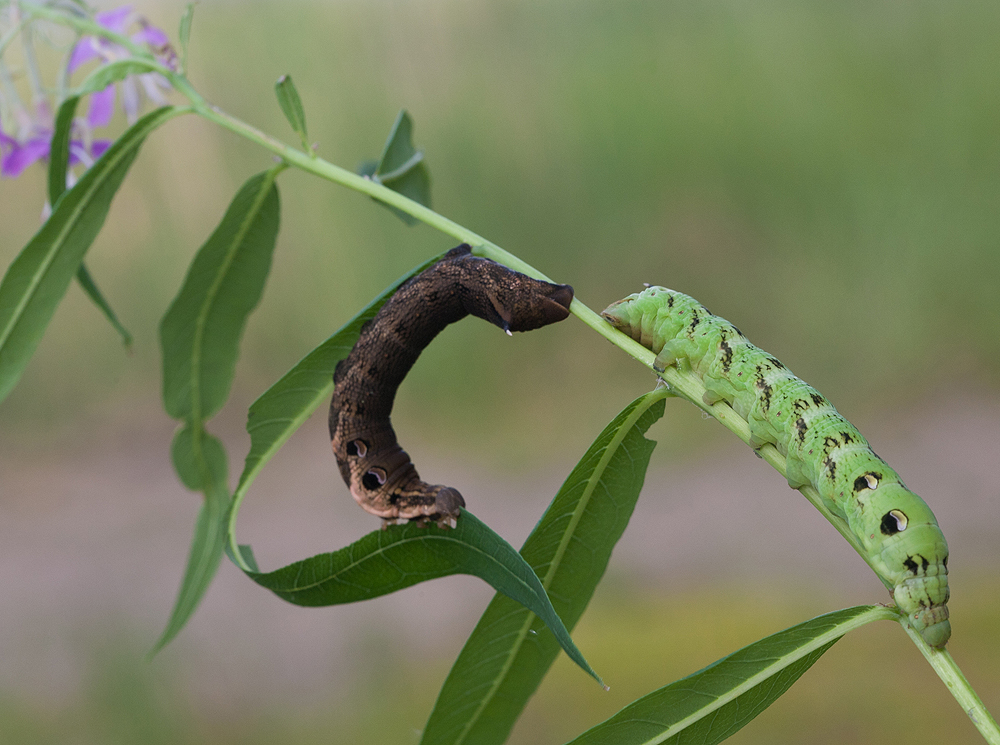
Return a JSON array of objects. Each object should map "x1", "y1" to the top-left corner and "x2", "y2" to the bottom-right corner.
[{"x1": 602, "y1": 286, "x2": 950, "y2": 647}]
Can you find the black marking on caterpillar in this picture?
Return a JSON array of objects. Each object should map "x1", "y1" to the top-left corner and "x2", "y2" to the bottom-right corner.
[
  {"x1": 329, "y1": 244, "x2": 573, "y2": 525},
  {"x1": 602, "y1": 286, "x2": 951, "y2": 648}
]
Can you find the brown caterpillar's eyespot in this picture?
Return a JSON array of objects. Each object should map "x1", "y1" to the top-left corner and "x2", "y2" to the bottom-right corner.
[
  {"x1": 346, "y1": 439, "x2": 368, "y2": 457},
  {"x1": 880, "y1": 509, "x2": 908, "y2": 536},
  {"x1": 362, "y1": 468, "x2": 387, "y2": 490}
]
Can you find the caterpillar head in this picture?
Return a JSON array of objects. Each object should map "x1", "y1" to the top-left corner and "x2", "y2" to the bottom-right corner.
[
  {"x1": 601, "y1": 287, "x2": 672, "y2": 347},
  {"x1": 854, "y1": 479, "x2": 946, "y2": 559}
]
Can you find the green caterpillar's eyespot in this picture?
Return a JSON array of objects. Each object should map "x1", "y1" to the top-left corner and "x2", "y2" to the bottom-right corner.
[
  {"x1": 853, "y1": 472, "x2": 880, "y2": 492},
  {"x1": 362, "y1": 468, "x2": 387, "y2": 490},
  {"x1": 346, "y1": 439, "x2": 368, "y2": 457},
  {"x1": 880, "y1": 509, "x2": 908, "y2": 536}
]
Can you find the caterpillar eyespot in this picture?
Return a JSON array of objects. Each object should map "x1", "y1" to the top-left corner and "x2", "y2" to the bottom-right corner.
[
  {"x1": 602, "y1": 286, "x2": 951, "y2": 648},
  {"x1": 329, "y1": 244, "x2": 574, "y2": 526},
  {"x1": 881, "y1": 509, "x2": 908, "y2": 535}
]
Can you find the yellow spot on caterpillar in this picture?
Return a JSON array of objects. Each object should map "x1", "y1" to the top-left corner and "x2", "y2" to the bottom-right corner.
[
  {"x1": 865, "y1": 473, "x2": 879, "y2": 489},
  {"x1": 888, "y1": 509, "x2": 908, "y2": 531}
]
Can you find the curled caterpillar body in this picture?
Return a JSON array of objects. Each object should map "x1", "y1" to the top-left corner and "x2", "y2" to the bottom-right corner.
[
  {"x1": 330, "y1": 244, "x2": 574, "y2": 525},
  {"x1": 602, "y1": 286, "x2": 950, "y2": 647}
]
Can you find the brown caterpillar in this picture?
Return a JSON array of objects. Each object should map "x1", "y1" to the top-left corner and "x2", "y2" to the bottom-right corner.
[{"x1": 329, "y1": 244, "x2": 574, "y2": 524}]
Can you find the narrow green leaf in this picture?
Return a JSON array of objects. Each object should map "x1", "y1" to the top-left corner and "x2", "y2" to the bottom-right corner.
[
  {"x1": 170, "y1": 422, "x2": 229, "y2": 491},
  {"x1": 48, "y1": 96, "x2": 134, "y2": 348},
  {"x1": 274, "y1": 74, "x2": 309, "y2": 150},
  {"x1": 234, "y1": 544, "x2": 259, "y2": 573},
  {"x1": 74, "y1": 58, "x2": 162, "y2": 97},
  {"x1": 154, "y1": 419, "x2": 230, "y2": 654},
  {"x1": 73, "y1": 264, "x2": 134, "y2": 349},
  {"x1": 155, "y1": 168, "x2": 281, "y2": 653},
  {"x1": 48, "y1": 96, "x2": 79, "y2": 206},
  {"x1": 179, "y1": 3, "x2": 195, "y2": 75},
  {"x1": 377, "y1": 110, "x2": 421, "y2": 175},
  {"x1": 159, "y1": 168, "x2": 281, "y2": 422},
  {"x1": 246, "y1": 510, "x2": 602, "y2": 685},
  {"x1": 420, "y1": 389, "x2": 668, "y2": 745},
  {"x1": 149, "y1": 472, "x2": 229, "y2": 655},
  {"x1": 566, "y1": 605, "x2": 899, "y2": 745},
  {"x1": 359, "y1": 109, "x2": 431, "y2": 225},
  {"x1": 228, "y1": 253, "x2": 445, "y2": 540},
  {"x1": 378, "y1": 160, "x2": 430, "y2": 226},
  {"x1": 0, "y1": 105, "x2": 182, "y2": 404}
]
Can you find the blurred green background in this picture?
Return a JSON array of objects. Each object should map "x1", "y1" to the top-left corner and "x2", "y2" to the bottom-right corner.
[{"x1": 1, "y1": 0, "x2": 998, "y2": 743}]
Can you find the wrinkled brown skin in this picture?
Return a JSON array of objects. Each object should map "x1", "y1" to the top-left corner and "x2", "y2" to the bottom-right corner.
[{"x1": 329, "y1": 244, "x2": 574, "y2": 525}]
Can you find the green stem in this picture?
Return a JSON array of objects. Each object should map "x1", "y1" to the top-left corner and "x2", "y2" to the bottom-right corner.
[
  {"x1": 194, "y1": 105, "x2": 488, "y2": 240},
  {"x1": 19, "y1": 1, "x2": 157, "y2": 60},
  {"x1": 901, "y1": 623, "x2": 1000, "y2": 744},
  {"x1": 189, "y1": 93, "x2": 884, "y2": 586},
  {"x1": 0, "y1": 57, "x2": 24, "y2": 115},
  {"x1": 0, "y1": 13, "x2": 27, "y2": 58},
  {"x1": 18, "y1": 1, "x2": 208, "y2": 109},
  {"x1": 196, "y1": 103, "x2": 1000, "y2": 742},
  {"x1": 17, "y1": 6, "x2": 46, "y2": 106},
  {"x1": 25, "y1": 6, "x2": 991, "y2": 731}
]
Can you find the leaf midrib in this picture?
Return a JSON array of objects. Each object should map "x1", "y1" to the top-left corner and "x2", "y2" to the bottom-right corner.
[
  {"x1": 186, "y1": 170, "x2": 278, "y2": 423},
  {"x1": 0, "y1": 134, "x2": 130, "y2": 351},
  {"x1": 590, "y1": 606, "x2": 896, "y2": 745},
  {"x1": 452, "y1": 391, "x2": 665, "y2": 744},
  {"x1": 268, "y1": 531, "x2": 536, "y2": 598}
]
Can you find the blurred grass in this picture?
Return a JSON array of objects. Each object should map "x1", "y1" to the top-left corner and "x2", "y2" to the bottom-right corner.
[
  {"x1": 1, "y1": 577, "x2": 996, "y2": 745},
  {"x1": 511, "y1": 575, "x2": 1000, "y2": 744},
  {"x1": 1, "y1": 3, "x2": 998, "y2": 740},
  {"x1": 1, "y1": 0, "x2": 998, "y2": 466}
]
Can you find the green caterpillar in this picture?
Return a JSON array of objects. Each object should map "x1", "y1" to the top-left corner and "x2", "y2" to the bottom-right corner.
[{"x1": 602, "y1": 286, "x2": 951, "y2": 648}]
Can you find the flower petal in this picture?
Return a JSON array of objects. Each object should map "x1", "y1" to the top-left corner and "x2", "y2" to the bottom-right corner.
[
  {"x1": 91, "y1": 140, "x2": 112, "y2": 160},
  {"x1": 68, "y1": 140, "x2": 88, "y2": 167},
  {"x1": 1, "y1": 137, "x2": 51, "y2": 178},
  {"x1": 0, "y1": 128, "x2": 15, "y2": 156},
  {"x1": 138, "y1": 73, "x2": 170, "y2": 106},
  {"x1": 95, "y1": 6, "x2": 134, "y2": 33},
  {"x1": 70, "y1": 6, "x2": 135, "y2": 71},
  {"x1": 87, "y1": 85, "x2": 116, "y2": 128},
  {"x1": 132, "y1": 25, "x2": 170, "y2": 48},
  {"x1": 68, "y1": 38, "x2": 100, "y2": 72},
  {"x1": 121, "y1": 77, "x2": 140, "y2": 124}
]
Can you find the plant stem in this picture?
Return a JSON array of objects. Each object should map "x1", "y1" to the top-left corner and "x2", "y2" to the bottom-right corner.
[
  {"x1": 27, "y1": 7, "x2": 991, "y2": 732},
  {"x1": 17, "y1": 7, "x2": 46, "y2": 106},
  {"x1": 901, "y1": 623, "x2": 1000, "y2": 744},
  {"x1": 193, "y1": 95, "x2": 1000, "y2": 745},
  {"x1": 18, "y1": 1, "x2": 155, "y2": 60},
  {"x1": 187, "y1": 90, "x2": 891, "y2": 585}
]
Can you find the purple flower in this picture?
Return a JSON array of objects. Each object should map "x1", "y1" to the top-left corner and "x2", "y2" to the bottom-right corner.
[
  {"x1": 0, "y1": 104, "x2": 112, "y2": 180},
  {"x1": 68, "y1": 5, "x2": 175, "y2": 123},
  {"x1": 0, "y1": 5, "x2": 171, "y2": 181},
  {"x1": 0, "y1": 127, "x2": 20, "y2": 163}
]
